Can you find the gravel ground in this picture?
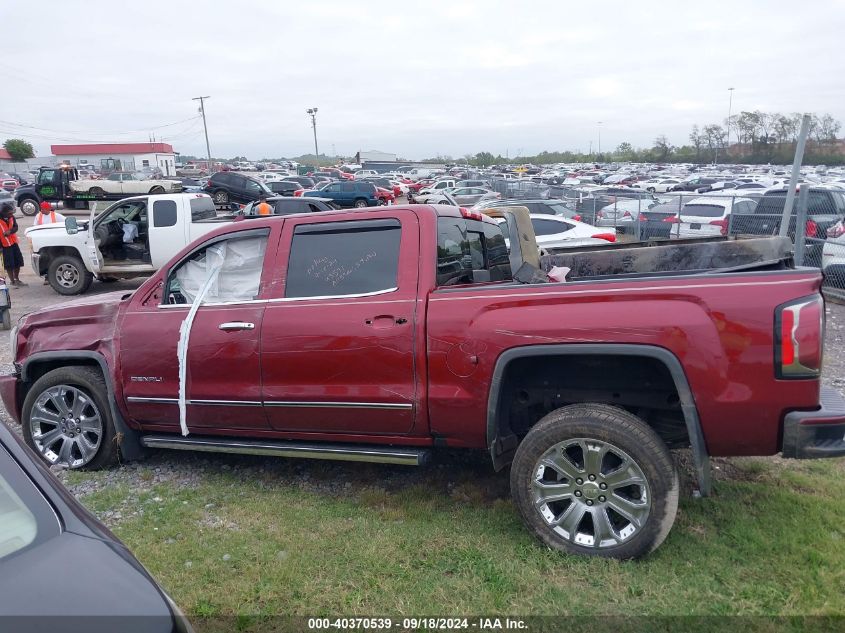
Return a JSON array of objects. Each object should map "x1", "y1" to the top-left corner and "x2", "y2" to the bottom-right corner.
[{"x1": 0, "y1": 213, "x2": 843, "y2": 520}]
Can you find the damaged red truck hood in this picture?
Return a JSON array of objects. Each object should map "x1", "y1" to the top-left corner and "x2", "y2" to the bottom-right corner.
[{"x1": 15, "y1": 291, "x2": 131, "y2": 362}]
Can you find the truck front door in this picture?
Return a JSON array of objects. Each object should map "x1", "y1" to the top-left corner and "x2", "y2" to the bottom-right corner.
[
  {"x1": 261, "y1": 211, "x2": 420, "y2": 435},
  {"x1": 120, "y1": 227, "x2": 274, "y2": 433}
]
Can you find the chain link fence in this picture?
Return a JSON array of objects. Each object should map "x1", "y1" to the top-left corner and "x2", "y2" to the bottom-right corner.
[{"x1": 526, "y1": 184, "x2": 845, "y2": 297}]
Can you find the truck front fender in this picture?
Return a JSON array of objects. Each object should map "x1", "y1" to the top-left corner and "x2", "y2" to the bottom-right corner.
[
  {"x1": 20, "y1": 351, "x2": 144, "y2": 461},
  {"x1": 486, "y1": 343, "x2": 711, "y2": 496}
]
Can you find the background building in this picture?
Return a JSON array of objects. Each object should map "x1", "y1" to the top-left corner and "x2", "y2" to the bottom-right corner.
[
  {"x1": 51, "y1": 142, "x2": 177, "y2": 175},
  {"x1": 355, "y1": 149, "x2": 397, "y2": 164}
]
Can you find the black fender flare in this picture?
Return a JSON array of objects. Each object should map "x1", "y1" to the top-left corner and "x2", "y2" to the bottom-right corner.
[
  {"x1": 486, "y1": 343, "x2": 711, "y2": 496},
  {"x1": 21, "y1": 351, "x2": 145, "y2": 461}
]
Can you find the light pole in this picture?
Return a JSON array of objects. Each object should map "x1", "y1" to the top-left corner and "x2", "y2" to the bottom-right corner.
[
  {"x1": 192, "y1": 96, "x2": 212, "y2": 173},
  {"x1": 597, "y1": 121, "x2": 603, "y2": 156},
  {"x1": 306, "y1": 108, "x2": 319, "y2": 156},
  {"x1": 726, "y1": 87, "x2": 735, "y2": 157}
]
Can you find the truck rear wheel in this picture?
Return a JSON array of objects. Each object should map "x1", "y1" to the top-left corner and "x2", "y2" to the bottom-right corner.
[
  {"x1": 510, "y1": 403, "x2": 679, "y2": 559},
  {"x1": 48, "y1": 254, "x2": 94, "y2": 295},
  {"x1": 22, "y1": 367, "x2": 118, "y2": 470},
  {"x1": 19, "y1": 198, "x2": 39, "y2": 216}
]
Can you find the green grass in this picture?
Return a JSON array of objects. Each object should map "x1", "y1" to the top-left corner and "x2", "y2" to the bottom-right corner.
[{"x1": 65, "y1": 454, "x2": 845, "y2": 618}]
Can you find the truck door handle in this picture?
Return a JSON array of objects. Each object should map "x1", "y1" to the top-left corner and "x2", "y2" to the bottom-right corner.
[
  {"x1": 364, "y1": 315, "x2": 407, "y2": 328},
  {"x1": 218, "y1": 322, "x2": 255, "y2": 331}
]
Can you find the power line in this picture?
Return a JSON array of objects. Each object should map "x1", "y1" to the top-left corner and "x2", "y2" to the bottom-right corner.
[{"x1": 0, "y1": 115, "x2": 202, "y2": 137}]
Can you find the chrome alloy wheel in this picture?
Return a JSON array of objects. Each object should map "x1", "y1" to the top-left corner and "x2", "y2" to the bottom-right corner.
[
  {"x1": 29, "y1": 385, "x2": 103, "y2": 468},
  {"x1": 531, "y1": 438, "x2": 651, "y2": 549}
]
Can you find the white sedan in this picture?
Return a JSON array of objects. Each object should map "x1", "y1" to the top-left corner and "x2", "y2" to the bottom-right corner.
[
  {"x1": 494, "y1": 213, "x2": 617, "y2": 252},
  {"x1": 632, "y1": 178, "x2": 681, "y2": 193}
]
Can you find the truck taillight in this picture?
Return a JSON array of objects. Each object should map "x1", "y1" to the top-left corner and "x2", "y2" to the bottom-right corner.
[
  {"x1": 805, "y1": 219, "x2": 818, "y2": 237},
  {"x1": 775, "y1": 296, "x2": 823, "y2": 379}
]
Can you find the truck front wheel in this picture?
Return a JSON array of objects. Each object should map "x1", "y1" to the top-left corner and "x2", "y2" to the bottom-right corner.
[
  {"x1": 22, "y1": 367, "x2": 118, "y2": 470},
  {"x1": 510, "y1": 403, "x2": 679, "y2": 559},
  {"x1": 19, "y1": 198, "x2": 39, "y2": 216},
  {"x1": 48, "y1": 255, "x2": 94, "y2": 295}
]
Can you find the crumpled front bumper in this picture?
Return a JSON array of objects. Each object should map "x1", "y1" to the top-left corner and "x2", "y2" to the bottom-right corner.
[{"x1": 782, "y1": 386, "x2": 845, "y2": 459}]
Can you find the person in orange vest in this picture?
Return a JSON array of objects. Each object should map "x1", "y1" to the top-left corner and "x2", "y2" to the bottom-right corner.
[
  {"x1": 0, "y1": 202, "x2": 26, "y2": 287},
  {"x1": 32, "y1": 202, "x2": 66, "y2": 284},
  {"x1": 256, "y1": 194, "x2": 272, "y2": 216},
  {"x1": 34, "y1": 201, "x2": 66, "y2": 226}
]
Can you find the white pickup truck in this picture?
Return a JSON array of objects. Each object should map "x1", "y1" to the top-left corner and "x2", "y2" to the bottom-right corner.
[{"x1": 26, "y1": 193, "x2": 231, "y2": 295}]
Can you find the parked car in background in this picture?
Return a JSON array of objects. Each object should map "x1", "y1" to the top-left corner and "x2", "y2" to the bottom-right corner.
[
  {"x1": 671, "y1": 177, "x2": 719, "y2": 192},
  {"x1": 637, "y1": 199, "x2": 684, "y2": 240},
  {"x1": 375, "y1": 186, "x2": 395, "y2": 205},
  {"x1": 596, "y1": 197, "x2": 659, "y2": 232},
  {"x1": 520, "y1": 213, "x2": 616, "y2": 251},
  {"x1": 444, "y1": 187, "x2": 498, "y2": 206},
  {"x1": 203, "y1": 171, "x2": 273, "y2": 205},
  {"x1": 303, "y1": 180, "x2": 380, "y2": 208},
  {"x1": 1, "y1": 177, "x2": 18, "y2": 192},
  {"x1": 731, "y1": 187, "x2": 845, "y2": 267},
  {"x1": 455, "y1": 179, "x2": 490, "y2": 188},
  {"x1": 176, "y1": 164, "x2": 207, "y2": 177},
  {"x1": 284, "y1": 176, "x2": 316, "y2": 189},
  {"x1": 637, "y1": 178, "x2": 681, "y2": 192},
  {"x1": 0, "y1": 423, "x2": 191, "y2": 630},
  {"x1": 267, "y1": 181, "x2": 304, "y2": 197},
  {"x1": 471, "y1": 198, "x2": 583, "y2": 220},
  {"x1": 243, "y1": 196, "x2": 340, "y2": 215},
  {"x1": 354, "y1": 169, "x2": 378, "y2": 179},
  {"x1": 670, "y1": 197, "x2": 757, "y2": 238}
]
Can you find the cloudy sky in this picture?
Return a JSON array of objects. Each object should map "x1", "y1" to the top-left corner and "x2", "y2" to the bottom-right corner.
[{"x1": 2, "y1": 0, "x2": 844, "y2": 161}]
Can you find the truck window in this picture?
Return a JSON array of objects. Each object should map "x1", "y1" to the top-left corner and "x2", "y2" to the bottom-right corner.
[
  {"x1": 37, "y1": 170, "x2": 56, "y2": 185},
  {"x1": 285, "y1": 219, "x2": 401, "y2": 298},
  {"x1": 153, "y1": 200, "x2": 178, "y2": 227},
  {"x1": 190, "y1": 197, "x2": 217, "y2": 221},
  {"x1": 166, "y1": 232, "x2": 269, "y2": 305},
  {"x1": 437, "y1": 217, "x2": 512, "y2": 286}
]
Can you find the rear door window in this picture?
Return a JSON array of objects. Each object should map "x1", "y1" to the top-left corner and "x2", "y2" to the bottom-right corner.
[
  {"x1": 152, "y1": 199, "x2": 178, "y2": 227},
  {"x1": 532, "y1": 218, "x2": 572, "y2": 235},
  {"x1": 285, "y1": 219, "x2": 401, "y2": 298}
]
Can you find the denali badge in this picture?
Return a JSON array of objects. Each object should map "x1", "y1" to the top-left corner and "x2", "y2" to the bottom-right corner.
[{"x1": 130, "y1": 376, "x2": 163, "y2": 382}]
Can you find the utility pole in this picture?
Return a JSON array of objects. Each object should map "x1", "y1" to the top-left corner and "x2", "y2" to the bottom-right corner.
[
  {"x1": 306, "y1": 108, "x2": 319, "y2": 156},
  {"x1": 192, "y1": 96, "x2": 212, "y2": 172},
  {"x1": 597, "y1": 121, "x2": 603, "y2": 156},
  {"x1": 726, "y1": 87, "x2": 735, "y2": 152},
  {"x1": 780, "y1": 114, "x2": 812, "y2": 237}
]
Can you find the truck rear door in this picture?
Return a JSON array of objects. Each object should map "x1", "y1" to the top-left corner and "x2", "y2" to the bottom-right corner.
[{"x1": 260, "y1": 210, "x2": 420, "y2": 435}]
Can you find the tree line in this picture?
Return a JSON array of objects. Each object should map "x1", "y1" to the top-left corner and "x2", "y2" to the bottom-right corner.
[{"x1": 429, "y1": 111, "x2": 844, "y2": 167}]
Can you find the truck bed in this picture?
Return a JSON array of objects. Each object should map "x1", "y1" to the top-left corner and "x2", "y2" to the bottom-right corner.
[{"x1": 539, "y1": 236, "x2": 794, "y2": 281}]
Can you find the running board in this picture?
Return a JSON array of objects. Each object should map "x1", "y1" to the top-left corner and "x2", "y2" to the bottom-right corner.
[{"x1": 140, "y1": 435, "x2": 430, "y2": 466}]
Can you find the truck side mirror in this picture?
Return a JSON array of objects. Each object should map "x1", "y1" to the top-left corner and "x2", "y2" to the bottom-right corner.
[{"x1": 65, "y1": 216, "x2": 79, "y2": 235}]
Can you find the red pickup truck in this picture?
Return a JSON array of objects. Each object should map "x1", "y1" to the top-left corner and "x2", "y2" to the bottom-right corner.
[{"x1": 3, "y1": 204, "x2": 844, "y2": 559}]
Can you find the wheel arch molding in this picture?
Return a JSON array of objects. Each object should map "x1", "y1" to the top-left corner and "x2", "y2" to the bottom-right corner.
[
  {"x1": 486, "y1": 343, "x2": 711, "y2": 496},
  {"x1": 21, "y1": 351, "x2": 145, "y2": 461}
]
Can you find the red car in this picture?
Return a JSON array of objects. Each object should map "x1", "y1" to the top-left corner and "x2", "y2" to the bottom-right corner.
[
  {"x1": 375, "y1": 186, "x2": 394, "y2": 204},
  {"x1": 2, "y1": 207, "x2": 842, "y2": 559}
]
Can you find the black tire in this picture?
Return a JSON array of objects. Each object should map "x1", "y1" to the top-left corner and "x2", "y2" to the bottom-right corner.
[
  {"x1": 0, "y1": 309, "x2": 10, "y2": 330},
  {"x1": 99, "y1": 276, "x2": 119, "y2": 283},
  {"x1": 213, "y1": 190, "x2": 229, "y2": 205},
  {"x1": 18, "y1": 197, "x2": 39, "y2": 216},
  {"x1": 48, "y1": 254, "x2": 94, "y2": 296},
  {"x1": 89, "y1": 187, "x2": 106, "y2": 197},
  {"x1": 149, "y1": 185, "x2": 165, "y2": 194},
  {"x1": 22, "y1": 367, "x2": 118, "y2": 470},
  {"x1": 647, "y1": 187, "x2": 656, "y2": 193},
  {"x1": 354, "y1": 198, "x2": 368, "y2": 208},
  {"x1": 510, "y1": 403, "x2": 679, "y2": 559}
]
